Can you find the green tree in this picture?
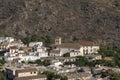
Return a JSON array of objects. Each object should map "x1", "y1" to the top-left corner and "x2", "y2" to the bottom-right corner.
[
  {"x1": 0, "y1": 59, "x2": 5, "y2": 66},
  {"x1": 111, "y1": 73, "x2": 120, "y2": 80},
  {"x1": 63, "y1": 53, "x2": 70, "y2": 57},
  {"x1": 98, "y1": 45, "x2": 120, "y2": 67},
  {"x1": 22, "y1": 37, "x2": 31, "y2": 46},
  {"x1": 65, "y1": 56, "x2": 89, "y2": 67},
  {"x1": 43, "y1": 71, "x2": 68, "y2": 80},
  {"x1": 75, "y1": 56, "x2": 89, "y2": 66},
  {"x1": 28, "y1": 60, "x2": 50, "y2": 66},
  {"x1": 31, "y1": 34, "x2": 41, "y2": 42},
  {"x1": 43, "y1": 71, "x2": 59, "y2": 80},
  {"x1": 61, "y1": 76, "x2": 68, "y2": 80},
  {"x1": 44, "y1": 36, "x2": 54, "y2": 46},
  {"x1": 0, "y1": 72, "x2": 6, "y2": 80}
]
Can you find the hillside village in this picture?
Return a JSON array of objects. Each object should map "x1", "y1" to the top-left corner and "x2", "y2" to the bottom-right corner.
[{"x1": 0, "y1": 37, "x2": 120, "y2": 80}]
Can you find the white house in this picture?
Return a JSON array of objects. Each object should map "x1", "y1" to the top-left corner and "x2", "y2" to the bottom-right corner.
[
  {"x1": 5, "y1": 51, "x2": 49, "y2": 62},
  {"x1": 69, "y1": 50, "x2": 83, "y2": 57},
  {"x1": 4, "y1": 42, "x2": 48, "y2": 63},
  {"x1": 85, "y1": 54, "x2": 102, "y2": 61},
  {"x1": 19, "y1": 55, "x2": 39, "y2": 62},
  {"x1": 36, "y1": 52, "x2": 48, "y2": 58},
  {"x1": 5, "y1": 37, "x2": 15, "y2": 43},
  {"x1": 36, "y1": 47, "x2": 47, "y2": 53},
  {"x1": 29, "y1": 42, "x2": 43, "y2": 47},
  {"x1": 0, "y1": 37, "x2": 14, "y2": 43},
  {"x1": 5, "y1": 67, "x2": 47, "y2": 80},
  {"x1": 14, "y1": 68, "x2": 47, "y2": 80},
  {"x1": 52, "y1": 37, "x2": 100, "y2": 55},
  {"x1": 0, "y1": 43, "x2": 9, "y2": 50},
  {"x1": 9, "y1": 46, "x2": 19, "y2": 53},
  {"x1": 8, "y1": 40, "x2": 24, "y2": 48},
  {"x1": 18, "y1": 52, "x2": 48, "y2": 63}
]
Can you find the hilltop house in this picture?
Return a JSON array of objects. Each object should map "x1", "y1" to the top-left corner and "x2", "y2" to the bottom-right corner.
[
  {"x1": 29, "y1": 42, "x2": 43, "y2": 47},
  {"x1": 9, "y1": 46, "x2": 19, "y2": 53},
  {"x1": 0, "y1": 37, "x2": 14, "y2": 43},
  {"x1": 5, "y1": 66, "x2": 47, "y2": 80},
  {"x1": 69, "y1": 50, "x2": 84, "y2": 57},
  {"x1": 14, "y1": 68, "x2": 47, "y2": 80},
  {"x1": 9, "y1": 40, "x2": 24, "y2": 48},
  {"x1": 52, "y1": 37, "x2": 100, "y2": 56}
]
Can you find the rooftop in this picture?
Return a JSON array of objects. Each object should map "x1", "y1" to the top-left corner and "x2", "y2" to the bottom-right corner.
[
  {"x1": 16, "y1": 68, "x2": 37, "y2": 73},
  {"x1": 14, "y1": 74, "x2": 47, "y2": 80},
  {"x1": 22, "y1": 47, "x2": 32, "y2": 51},
  {"x1": 10, "y1": 46, "x2": 18, "y2": 49},
  {"x1": 53, "y1": 41, "x2": 99, "y2": 49},
  {"x1": 50, "y1": 50, "x2": 60, "y2": 53},
  {"x1": 56, "y1": 43, "x2": 81, "y2": 49},
  {"x1": 41, "y1": 56, "x2": 76, "y2": 61}
]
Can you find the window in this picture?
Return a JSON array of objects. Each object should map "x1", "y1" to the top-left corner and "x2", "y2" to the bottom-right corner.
[
  {"x1": 94, "y1": 48, "x2": 97, "y2": 52},
  {"x1": 86, "y1": 49, "x2": 88, "y2": 54},
  {"x1": 91, "y1": 49, "x2": 92, "y2": 52},
  {"x1": 83, "y1": 49, "x2": 85, "y2": 54}
]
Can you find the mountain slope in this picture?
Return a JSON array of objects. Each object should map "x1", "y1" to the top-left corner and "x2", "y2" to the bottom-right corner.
[{"x1": 0, "y1": 0, "x2": 120, "y2": 45}]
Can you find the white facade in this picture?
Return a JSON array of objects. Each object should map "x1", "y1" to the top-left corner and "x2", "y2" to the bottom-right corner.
[
  {"x1": 29, "y1": 42, "x2": 43, "y2": 47},
  {"x1": 4, "y1": 51, "x2": 48, "y2": 62},
  {"x1": 9, "y1": 42, "x2": 24, "y2": 48},
  {"x1": 36, "y1": 47, "x2": 47, "y2": 53},
  {"x1": 53, "y1": 62, "x2": 63, "y2": 68},
  {"x1": 56, "y1": 47, "x2": 80, "y2": 54},
  {"x1": 0, "y1": 37, "x2": 14, "y2": 43},
  {"x1": 5, "y1": 37, "x2": 15, "y2": 43},
  {"x1": 19, "y1": 55, "x2": 39, "y2": 62},
  {"x1": 36, "y1": 52, "x2": 48, "y2": 58},
  {"x1": 55, "y1": 45, "x2": 99, "y2": 56},
  {"x1": 92, "y1": 46, "x2": 100, "y2": 53},
  {"x1": 79, "y1": 46, "x2": 99, "y2": 55},
  {"x1": 70, "y1": 51, "x2": 83, "y2": 57},
  {"x1": 9, "y1": 49, "x2": 19, "y2": 53},
  {"x1": 4, "y1": 40, "x2": 49, "y2": 63},
  {"x1": 50, "y1": 50, "x2": 63, "y2": 57}
]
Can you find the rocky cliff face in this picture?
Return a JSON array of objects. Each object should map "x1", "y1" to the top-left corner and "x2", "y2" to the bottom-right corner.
[{"x1": 0, "y1": 0, "x2": 120, "y2": 45}]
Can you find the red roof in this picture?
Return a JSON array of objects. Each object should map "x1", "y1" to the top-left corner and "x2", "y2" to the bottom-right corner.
[
  {"x1": 22, "y1": 47, "x2": 31, "y2": 51},
  {"x1": 10, "y1": 46, "x2": 18, "y2": 49},
  {"x1": 52, "y1": 41, "x2": 99, "y2": 49}
]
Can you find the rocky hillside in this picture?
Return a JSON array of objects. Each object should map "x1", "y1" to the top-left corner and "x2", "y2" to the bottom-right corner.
[{"x1": 0, "y1": 0, "x2": 120, "y2": 45}]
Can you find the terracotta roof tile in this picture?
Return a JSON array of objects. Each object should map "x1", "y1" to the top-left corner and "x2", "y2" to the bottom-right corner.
[
  {"x1": 22, "y1": 47, "x2": 32, "y2": 51},
  {"x1": 54, "y1": 42, "x2": 99, "y2": 48},
  {"x1": 10, "y1": 46, "x2": 18, "y2": 49},
  {"x1": 56, "y1": 43, "x2": 81, "y2": 49}
]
